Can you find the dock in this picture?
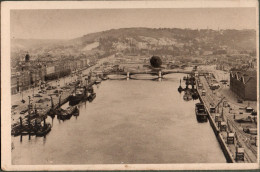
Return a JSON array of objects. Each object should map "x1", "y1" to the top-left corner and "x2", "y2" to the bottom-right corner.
[
  {"x1": 196, "y1": 74, "x2": 257, "y2": 163},
  {"x1": 11, "y1": 78, "x2": 98, "y2": 137}
]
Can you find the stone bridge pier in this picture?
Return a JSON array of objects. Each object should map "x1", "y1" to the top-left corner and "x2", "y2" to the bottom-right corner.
[{"x1": 158, "y1": 71, "x2": 162, "y2": 78}]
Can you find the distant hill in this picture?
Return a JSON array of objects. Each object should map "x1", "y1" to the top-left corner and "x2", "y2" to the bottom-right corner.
[
  {"x1": 11, "y1": 39, "x2": 67, "y2": 52},
  {"x1": 11, "y1": 27, "x2": 256, "y2": 61}
]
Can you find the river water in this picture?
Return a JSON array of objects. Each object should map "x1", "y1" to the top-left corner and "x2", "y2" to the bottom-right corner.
[{"x1": 12, "y1": 73, "x2": 226, "y2": 164}]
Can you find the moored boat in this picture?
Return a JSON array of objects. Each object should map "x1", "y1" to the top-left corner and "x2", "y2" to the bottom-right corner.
[
  {"x1": 11, "y1": 127, "x2": 24, "y2": 136},
  {"x1": 87, "y1": 86, "x2": 94, "y2": 94},
  {"x1": 35, "y1": 123, "x2": 52, "y2": 137},
  {"x1": 87, "y1": 93, "x2": 96, "y2": 102},
  {"x1": 95, "y1": 79, "x2": 102, "y2": 84},
  {"x1": 101, "y1": 76, "x2": 108, "y2": 80},
  {"x1": 178, "y1": 86, "x2": 183, "y2": 92},
  {"x1": 195, "y1": 103, "x2": 208, "y2": 122},
  {"x1": 183, "y1": 92, "x2": 192, "y2": 101},
  {"x1": 57, "y1": 106, "x2": 78, "y2": 120},
  {"x1": 191, "y1": 91, "x2": 199, "y2": 100},
  {"x1": 69, "y1": 86, "x2": 87, "y2": 106},
  {"x1": 73, "y1": 107, "x2": 79, "y2": 116}
]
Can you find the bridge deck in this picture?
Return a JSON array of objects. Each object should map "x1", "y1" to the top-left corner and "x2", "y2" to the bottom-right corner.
[{"x1": 104, "y1": 70, "x2": 193, "y2": 75}]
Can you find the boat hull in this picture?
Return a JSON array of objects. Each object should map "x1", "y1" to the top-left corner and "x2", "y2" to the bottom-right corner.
[
  {"x1": 69, "y1": 95, "x2": 87, "y2": 106},
  {"x1": 35, "y1": 124, "x2": 52, "y2": 137},
  {"x1": 87, "y1": 93, "x2": 96, "y2": 102},
  {"x1": 195, "y1": 103, "x2": 208, "y2": 122},
  {"x1": 58, "y1": 106, "x2": 78, "y2": 120},
  {"x1": 196, "y1": 114, "x2": 208, "y2": 122}
]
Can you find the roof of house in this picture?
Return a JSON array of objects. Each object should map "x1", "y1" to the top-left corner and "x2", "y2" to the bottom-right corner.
[{"x1": 230, "y1": 69, "x2": 256, "y2": 84}]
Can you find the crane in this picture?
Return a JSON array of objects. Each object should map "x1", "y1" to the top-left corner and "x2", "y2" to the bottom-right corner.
[
  {"x1": 210, "y1": 96, "x2": 225, "y2": 113},
  {"x1": 215, "y1": 97, "x2": 226, "y2": 109}
]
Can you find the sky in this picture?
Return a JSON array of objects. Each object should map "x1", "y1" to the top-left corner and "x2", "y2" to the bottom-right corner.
[{"x1": 11, "y1": 8, "x2": 256, "y2": 39}]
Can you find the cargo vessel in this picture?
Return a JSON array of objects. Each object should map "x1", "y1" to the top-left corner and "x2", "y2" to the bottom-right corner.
[
  {"x1": 195, "y1": 103, "x2": 208, "y2": 122},
  {"x1": 69, "y1": 86, "x2": 87, "y2": 106}
]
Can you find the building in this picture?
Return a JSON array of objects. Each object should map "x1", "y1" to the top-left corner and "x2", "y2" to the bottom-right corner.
[
  {"x1": 230, "y1": 70, "x2": 257, "y2": 101},
  {"x1": 11, "y1": 74, "x2": 18, "y2": 94},
  {"x1": 17, "y1": 70, "x2": 31, "y2": 91}
]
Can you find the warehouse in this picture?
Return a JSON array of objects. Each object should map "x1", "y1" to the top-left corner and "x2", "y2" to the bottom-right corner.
[{"x1": 230, "y1": 70, "x2": 257, "y2": 101}]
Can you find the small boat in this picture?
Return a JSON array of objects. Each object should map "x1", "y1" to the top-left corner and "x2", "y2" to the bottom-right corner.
[
  {"x1": 57, "y1": 110, "x2": 70, "y2": 120},
  {"x1": 101, "y1": 76, "x2": 108, "y2": 80},
  {"x1": 57, "y1": 106, "x2": 76, "y2": 120},
  {"x1": 11, "y1": 127, "x2": 23, "y2": 136},
  {"x1": 178, "y1": 86, "x2": 183, "y2": 92},
  {"x1": 87, "y1": 86, "x2": 94, "y2": 94},
  {"x1": 195, "y1": 103, "x2": 208, "y2": 122},
  {"x1": 95, "y1": 79, "x2": 102, "y2": 84},
  {"x1": 73, "y1": 108, "x2": 79, "y2": 116},
  {"x1": 178, "y1": 79, "x2": 183, "y2": 92},
  {"x1": 191, "y1": 91, "x2": 199, "y2": 100},
  {"x1": 87, "y1": 93, "x2": 96, "y2": 102},
  {"x1": 183, "y1": 92, "x2": 192, "y2": 101},
  {"x1": 35, "y1": 123, "x2": 52, "y2": 137}
]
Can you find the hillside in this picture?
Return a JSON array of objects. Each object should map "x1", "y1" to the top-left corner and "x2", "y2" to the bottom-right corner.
[{"x1": 11, "y1": 27, "x2": 256, "y2": 62}]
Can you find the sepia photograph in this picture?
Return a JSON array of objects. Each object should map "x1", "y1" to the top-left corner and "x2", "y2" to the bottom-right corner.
[{"x1": 1, "y1": 0, "x2": 259, "y2": 171}]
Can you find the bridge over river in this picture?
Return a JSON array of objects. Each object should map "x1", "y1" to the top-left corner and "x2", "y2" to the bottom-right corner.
[{"x1": 100, "y1": 69, "x2": 210, "y2": 80}]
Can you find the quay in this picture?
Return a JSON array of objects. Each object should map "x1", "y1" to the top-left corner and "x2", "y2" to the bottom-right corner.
[
  {"x1": 195, "y1": 73, "x2": 257, "y2": 163},
  {"x1": 11, "y1": 76, "x2": 98, "y2": 137}
]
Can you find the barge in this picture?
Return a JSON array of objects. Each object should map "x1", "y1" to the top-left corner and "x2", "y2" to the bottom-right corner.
[
  {"x1": 69, "y1": 86, "x2": 87, "y2": 106},
  {"x1": 195, "y1": 103, "x2": 208, "y2": 122},
  {"x1": 57, "y1": 106, "x2": 78, "y2": 120},
  {"x1": 87, "y1": 93, "x2": 96, "y2": 102}
]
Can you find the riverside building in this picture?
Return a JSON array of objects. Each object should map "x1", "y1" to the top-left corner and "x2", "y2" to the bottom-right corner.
[{"x1": 230, "y1": 69, "x2": 257, "y2": 101}]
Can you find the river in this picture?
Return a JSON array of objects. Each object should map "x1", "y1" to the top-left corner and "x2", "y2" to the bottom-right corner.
[{"x1": 12, "y1": 73, "x2": 226, "y2": 164}]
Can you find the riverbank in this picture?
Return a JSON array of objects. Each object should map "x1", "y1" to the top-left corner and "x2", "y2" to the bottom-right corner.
[
  {"x1": 196, "y1": 73, "x2": 257, "y2": 163},
  {"x1": 11, "y1": 55, "x2": 115, "y2": 127}
]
